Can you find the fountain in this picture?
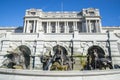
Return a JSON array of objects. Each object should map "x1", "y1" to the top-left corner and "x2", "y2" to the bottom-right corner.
[
  {"x1": 1, "y1": 45, "x2": 31, "y2": 69},
  {"x1": 40, "y1": 45, "x2": 74, "y2": 71},
  {"x1": 0, "y1": 45, "x2": 120, "y2": 80}
]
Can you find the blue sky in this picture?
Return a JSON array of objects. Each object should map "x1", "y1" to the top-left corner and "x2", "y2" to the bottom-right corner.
[{"x1": 0, "y1": 0, "x2": 120, "y2": 27}]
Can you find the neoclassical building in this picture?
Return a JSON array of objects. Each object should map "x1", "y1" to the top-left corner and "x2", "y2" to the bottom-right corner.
[
  {"x1": 0, "y1": 8, "x2": 120, "y2": 69},
  {"x1": 23, "y1": 8, "x2": 101, "y2": 33}
]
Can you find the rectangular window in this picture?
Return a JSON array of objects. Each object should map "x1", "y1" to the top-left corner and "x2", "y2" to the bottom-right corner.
[
  {"x1": 0, "y1": 41, "x2": 3, "y2": 51},
  {"x1": 68, "y1": 22, "x2": 73, "y2": 33},
  {"x1": 89, "y1": 12, "x2": 95, "y2": 16},
  {"x1": 42, "y1": 22, "x2": 47, "y2": 33},
  {"x1": 51, "y1": 22, "x2": 56, "y2": 33},
  {"x1": 29, "y1": 21, "x2": 34, "y2": 33},
  {"x1": 51, "y1": 26, "x2": 55, "y2": 33},
  {"x1": 31, "y1": 12, "x2": 36, "y2": 15},
  {"x1": 91, "y1": 21, "x2": 96, "y2": 33},
  {"x1": 77, "y1": 22, "x2": 82, "y2": 33},
  {"x1": 59, "y1": 22, "x2": 64, "y2": 33}
]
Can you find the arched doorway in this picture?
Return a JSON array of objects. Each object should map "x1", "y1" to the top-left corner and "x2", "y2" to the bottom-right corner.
[
  {"x1": 53, "y1": 45, "x2": 68, "y2": 55},
  {"x1": 88, "y1": 45, "x2": 105, "y2": 58},
  {"x1": 50, "y1": 45, "x2": 72, "y2": 70},
  {"x1": 40, "y1": 45, "x2": 73, "y2": 70},
  {"x1": 52, "y1": 45, "x2": 68, "y2": 65},
  {"x1": 86, "y1": 45, "x2": 112, "y2": 70},
  {"x1": 2, "y1": 45, "x2": 31, "y2": 69},
  {"x1": 18, "y1": 45, "x2": 31, "y2": 69}
]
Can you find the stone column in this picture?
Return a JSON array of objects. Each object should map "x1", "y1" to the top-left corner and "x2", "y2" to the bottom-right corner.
[
  {"x1": 85, "y1": 20, "x2": 88, "y2": 33},
  {"x1": 87, "y1": 20, "x2": 90, "y2": 33},
  {"x1": 36, "y1": 20, "x2": 39, "y2": 33},
  {"x1": 23, "y1": 20, "x2": 25, "y2": 33},
  {"x1": 73, "y1": 22, "x2": 75, "y2": 31},
  {"x1": 57, "y1": 21, "x2": 59, "y2": 33},
  {"x1": 39, "y1": 21, "x2": 42, "y2": 32},
  {"x1": 35, "y1": 20, "x2": 37, "y2": 33},
  {"x1": 95, "y1": 20, "x2": 98, "y2": 33},
  {"x1": 48, "y1": 22, "x2": 51, "y2": 33},
  {"x1": 75, "y1": 21, "x2": 77, "y2": 30},
  {"x1": 46, "y1": 22, "x2": 48, "y2": 33},
  {"x1": 23, "y1": 20, "x2": 27, "y2": 33},
  {"x1": 88, "y1": 20, "x2": 91, "y2": 33},
  {"x1": 66, "y1": 21, "x2": 68, "y2": 33},
  {"x1": 56, "y1": 21, "x2": 58, "y2": 33},
  {"x1": 98, "y1": 19, "x2": 102, "y2": 32},
  {"x1": 27, "y1": 20, "x2": 30, "y2": 33},
  {"x1": 97, "y1": 20, "x2": 99, "y2": 32},
  {"x1": 65, "y1": 21, "x2": 67, "y2": 33},
  {"x1": 33, "y1": 20, "x2": 36, "y2": 33}
]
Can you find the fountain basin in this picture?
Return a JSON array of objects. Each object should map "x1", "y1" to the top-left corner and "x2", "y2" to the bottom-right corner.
[{"x1": 0, "y1": 68, "x2": 120, "y2": 80}]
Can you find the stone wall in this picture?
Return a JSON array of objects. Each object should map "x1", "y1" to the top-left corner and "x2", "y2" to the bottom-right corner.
[{"x1": 0, "y1": 31, "x2": 120, "y2": 69}]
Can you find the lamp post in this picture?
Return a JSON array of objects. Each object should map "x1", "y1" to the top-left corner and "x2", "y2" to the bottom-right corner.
[{"x1": 106, "y1": 31, "x2": 112, "y2": 61}]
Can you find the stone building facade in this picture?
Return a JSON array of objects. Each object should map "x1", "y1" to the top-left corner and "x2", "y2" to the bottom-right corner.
[{"x1": 0, "y1": 8, "x2": 120, "y2": 69}]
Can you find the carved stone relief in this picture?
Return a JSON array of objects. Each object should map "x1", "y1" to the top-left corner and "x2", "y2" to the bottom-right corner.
[{"x1": 79, "y1": 41, "x2": 107, "y2": 55}]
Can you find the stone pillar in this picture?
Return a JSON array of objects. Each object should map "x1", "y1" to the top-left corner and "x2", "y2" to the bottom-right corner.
[
  {"x1": 65, "y1": 21, "x2": 67, "y2": 33},
  {"x1": 87, "y1": 20, "x2": 89, "y2": 33},
  {"x1": 23, "y1": 20, "x2": 26, "y2": 33},
  {"x1": 27, "y1": 20, "x2": 30, "y2": 33},
  {"x1": 98, "y1": 19, "x2": 102, "y2": 32},
  {"x1": 88, "y1": 20, "x2": 91, "y2": 33},
  {"x1": 37, "y1": 20, "x2": 40, "y2": 32},
  {"x1": 35, "y1": 20, "x2": 37, "y2": 33},
  {"x1": 97, "y1": 20, "x2": 99, "y2": 32},
  {"x1": 95, "y1": 20, "x2": 98, "y2": 33},
  {"x1": 46, "y1": 22, "x2": 48, "y2": 33},
  {"x1": 26, "y1": 20, "x2": 28, "y2": 33},
  {"x1": 30, "y1": 57, "x2": 33, "y2": 69},
  {"x1": 39, "y1": 21, "x2": 42, "y2": 32},
  {"x1": 48, "y1": 22, "x2": 51, "y2": 33},
  {"x1": 75, "y1": 21, "x2": 77, "y2": 30},
  {"x1": 73, "y1": 22, "x2": 76, "y2": 31},
  {"x1": 73, "y1": 21, "x2": 77, "y2": 31},
  {"x1": 85, "y1": 20, "x2": 88, "y2": 33},
  {"x1": 66, "y1": 21, "x2": 68, "y2": 33},
  {"x1": 36, "y1": 20, "x2": 39, "y2": 33},
  {"x1": 23, "y1": 20, "x2": 27, "y2": 33},
  {"x1": 56, "y1": 21, "x2": 58, "y2": 33},
  {"x1": 57, "y1": 21, "x2": 59, "y2": 33},
  {"x1": 33, "y1": 20, "x2": 36, "y2": 33}
]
